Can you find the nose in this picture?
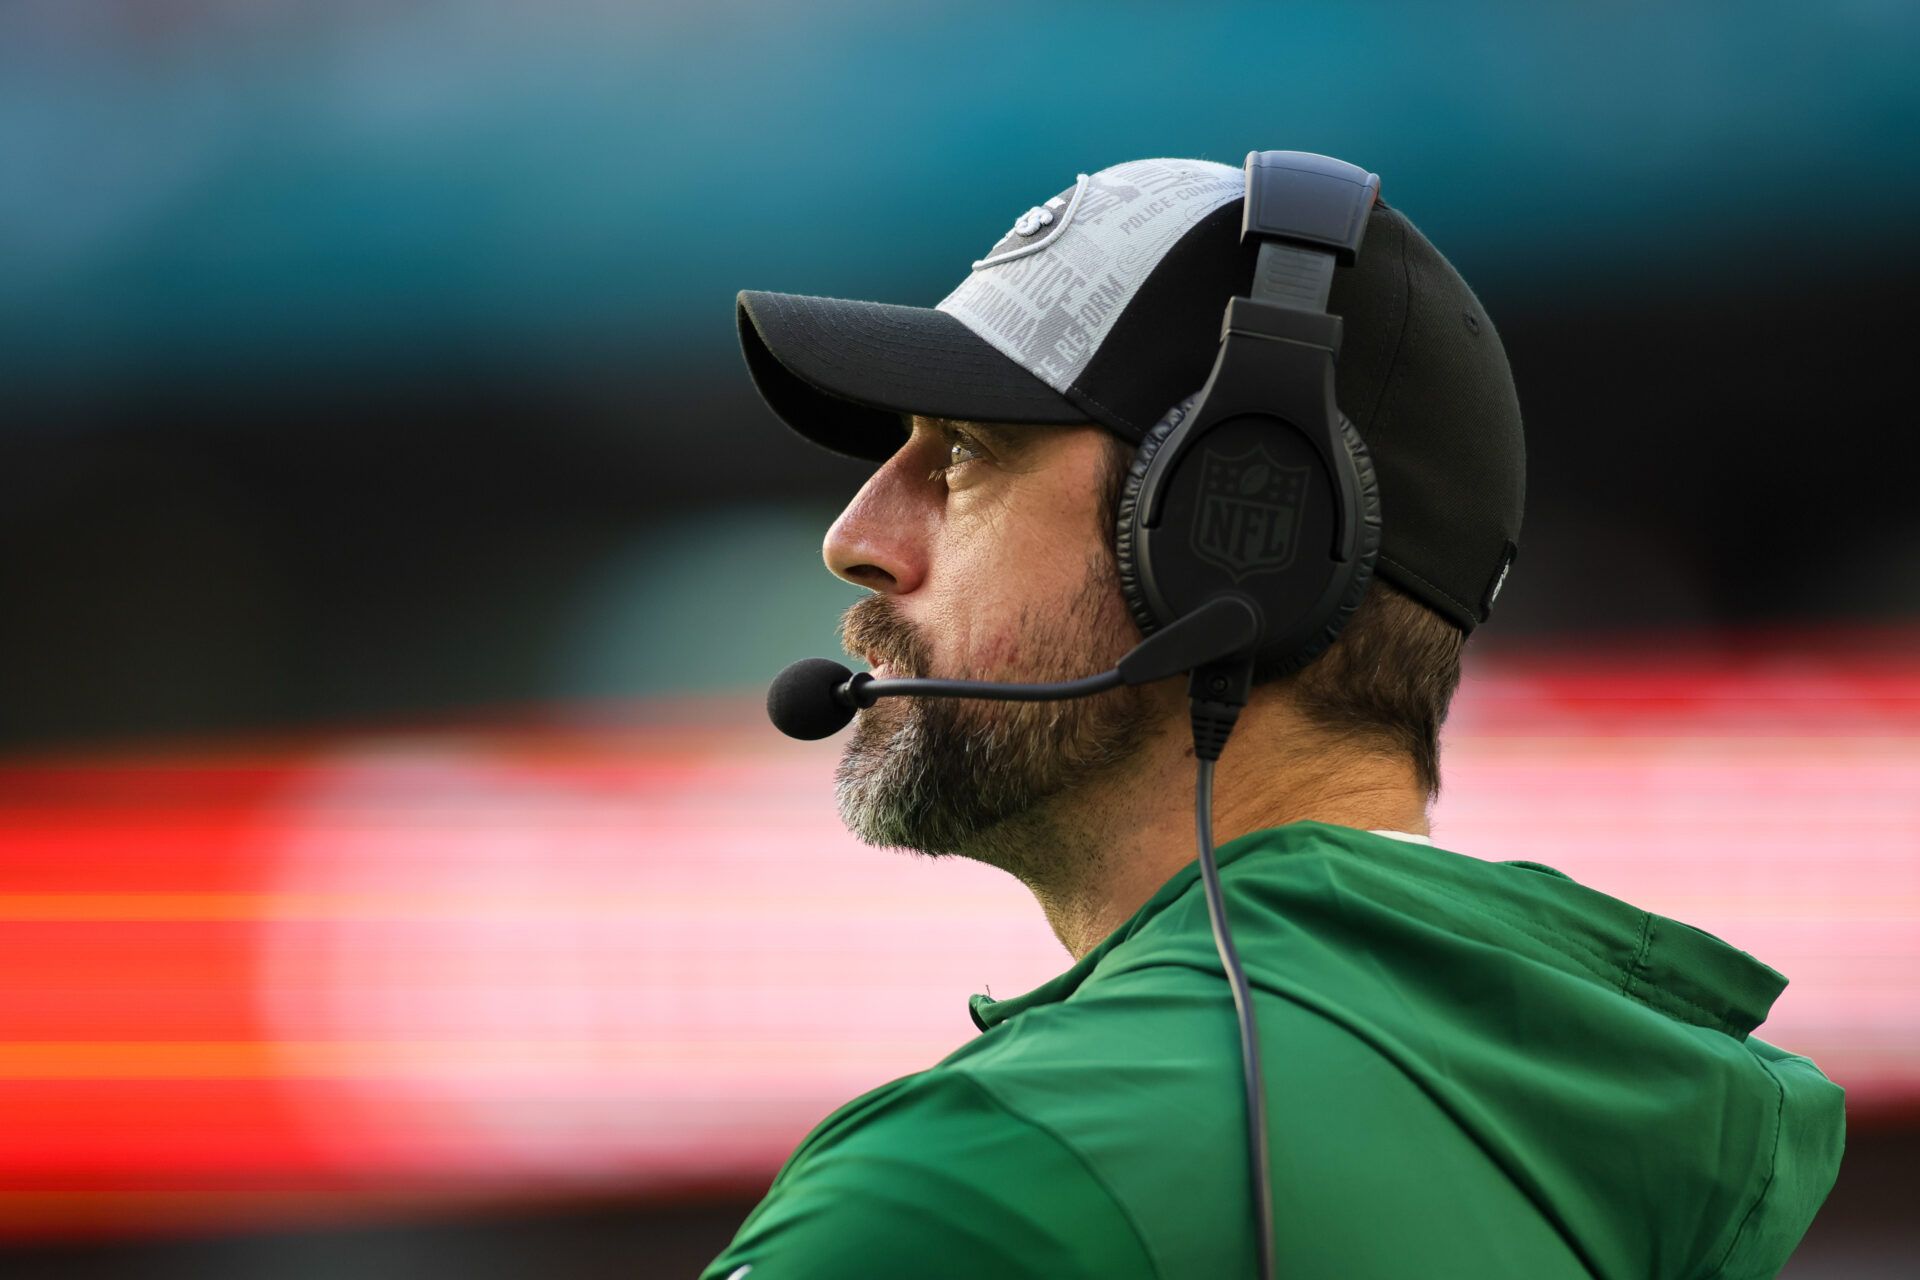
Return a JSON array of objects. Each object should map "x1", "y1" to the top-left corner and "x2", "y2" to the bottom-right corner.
[{"x1": 823, "y1": 442, "x2": 937, "y2": 595}]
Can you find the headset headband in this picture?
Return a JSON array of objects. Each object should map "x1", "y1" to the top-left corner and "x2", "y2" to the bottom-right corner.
[{"x1": 1240, "y1": 151, "x2": 1381, "y2": 314}]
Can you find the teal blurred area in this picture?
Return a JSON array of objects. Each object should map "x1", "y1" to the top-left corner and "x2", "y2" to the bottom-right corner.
[{"x1": 4, "y1": 1, "x2": 1918, "y2": 387}]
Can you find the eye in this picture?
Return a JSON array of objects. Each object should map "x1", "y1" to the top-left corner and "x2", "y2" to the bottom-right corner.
[{"x1": 929, "y1": 430, "x2": 987, "y2": 481}]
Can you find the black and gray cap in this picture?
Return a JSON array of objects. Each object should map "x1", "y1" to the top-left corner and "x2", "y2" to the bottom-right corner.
[{"x1": 736, "y1": 156, "x2": 1524, "y2": 632}]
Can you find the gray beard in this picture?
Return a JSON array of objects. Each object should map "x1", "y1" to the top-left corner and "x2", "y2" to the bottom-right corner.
[{"x1": 833, "y1": 555, "x2": 1159, "y2": 874}]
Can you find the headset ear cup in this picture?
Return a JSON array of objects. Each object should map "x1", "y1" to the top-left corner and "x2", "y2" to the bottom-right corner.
[
  {"x1": 1278, "y1": 411, "x2": 1385, "y2": 674},
  {"x1": 1114, "y1": 393, "x2": 1204, "y2": 639}
]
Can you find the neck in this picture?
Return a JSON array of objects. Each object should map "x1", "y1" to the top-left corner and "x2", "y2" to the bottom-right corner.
[{"x1": 1007, "y1": 686, "x2": 1431, "y2": 960}]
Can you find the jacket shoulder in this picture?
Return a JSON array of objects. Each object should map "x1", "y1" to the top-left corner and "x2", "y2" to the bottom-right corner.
[{"x1": 700, "y1": 1069, "x2": 1155, "y2": 1280}]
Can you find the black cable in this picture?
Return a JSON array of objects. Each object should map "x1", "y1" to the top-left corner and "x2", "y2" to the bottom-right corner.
[{"x1": 1194, "y1": 756, "x2": 1275, "y2": 1280}]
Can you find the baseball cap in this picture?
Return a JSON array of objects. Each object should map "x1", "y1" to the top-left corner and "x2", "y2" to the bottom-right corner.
[{"x1": 735, "y1": 156, "x2": 1524, "y2": 632}]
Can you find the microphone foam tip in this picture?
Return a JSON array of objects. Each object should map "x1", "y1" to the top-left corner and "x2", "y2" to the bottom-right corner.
[{"x1": 767, "y1": 657, "x2": 858, "y2": 740}]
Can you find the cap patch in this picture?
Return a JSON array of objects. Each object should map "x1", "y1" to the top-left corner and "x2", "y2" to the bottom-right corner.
[
  {"x1": 972, "y1": 176, "x2": 1086, "y2": 269},
  {"x1": 937, "y1": 158, "x2": 1243, "y2": 395}
]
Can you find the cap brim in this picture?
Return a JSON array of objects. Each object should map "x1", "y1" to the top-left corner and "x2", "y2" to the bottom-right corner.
[{"x1": 736, "y1": 290, "x2": 1089, "y2": 462}]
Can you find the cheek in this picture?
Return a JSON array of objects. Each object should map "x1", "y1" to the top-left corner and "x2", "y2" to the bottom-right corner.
[
  {"x1": 924, "y1": 530, "x2": 1107, "y2": 676},
  {"x1": 921, "y1": 550, "x2": 1003, "y2": 673}
]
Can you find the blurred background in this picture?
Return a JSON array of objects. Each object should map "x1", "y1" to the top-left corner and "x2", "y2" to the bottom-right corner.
[{"x1": 2, "y1": 1, "x2": 1917, "y2": 1276}]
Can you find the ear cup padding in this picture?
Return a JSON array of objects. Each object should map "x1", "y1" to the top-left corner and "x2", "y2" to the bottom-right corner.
[{"x1": 1113, "y1": 393, "x2": 1202, "y2": 639}]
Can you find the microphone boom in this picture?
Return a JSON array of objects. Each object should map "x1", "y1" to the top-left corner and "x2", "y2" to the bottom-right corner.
[{"x1": 766, "y1": 595, "x2": 1263, "y2": 741}]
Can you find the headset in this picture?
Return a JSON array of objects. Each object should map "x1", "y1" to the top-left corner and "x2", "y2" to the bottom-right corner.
[
  {"x1": 1118, "y1": 150, "x2": 1382, "y2": 691},
  {"x1": 770, "y1": 151, "x2": 1384, "y2": 1280}
]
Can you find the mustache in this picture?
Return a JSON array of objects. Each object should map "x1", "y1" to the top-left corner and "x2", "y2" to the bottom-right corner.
[{"x1": 839, "y1": 595, "x2": 932, "y2": 678}]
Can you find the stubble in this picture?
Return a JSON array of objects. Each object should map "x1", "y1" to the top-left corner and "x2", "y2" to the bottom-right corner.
[{"x1": 832, "y1": 549, "x2": 1161, "y2": 882}]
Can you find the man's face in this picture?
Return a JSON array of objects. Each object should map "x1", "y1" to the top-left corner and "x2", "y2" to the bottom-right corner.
[{"x1": 823, "y1": 417, "x2": 1162, "y2": 865}]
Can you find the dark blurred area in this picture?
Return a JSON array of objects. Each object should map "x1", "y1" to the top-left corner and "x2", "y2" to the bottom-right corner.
[{"x1": 10, "y1": 265, "x2": 1919, "y2": 752}]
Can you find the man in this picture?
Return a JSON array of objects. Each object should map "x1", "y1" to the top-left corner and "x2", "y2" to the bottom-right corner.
[{"x1": 704, "y1": 156, "x2": 1844, "y2": 1278}]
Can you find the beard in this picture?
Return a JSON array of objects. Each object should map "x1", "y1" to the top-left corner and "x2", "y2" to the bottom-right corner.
[{"x1": 833, "y1": 548, "x2": 1162, "y2": 875}]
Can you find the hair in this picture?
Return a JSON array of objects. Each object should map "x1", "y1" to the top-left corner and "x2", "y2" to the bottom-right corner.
[{"x1": 1094, "y1": 434, "x2": 1465, "y2": 803}]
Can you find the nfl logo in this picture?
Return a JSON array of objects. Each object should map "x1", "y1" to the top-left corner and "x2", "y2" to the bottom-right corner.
[{"x1": 1192, "y1": 445, "x2": 1309, "y2": 581}]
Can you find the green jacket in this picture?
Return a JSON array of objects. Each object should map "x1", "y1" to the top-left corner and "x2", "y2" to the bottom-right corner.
[{"x1": 701, "y1": 821, "x2": 1845, "y2": 1278}]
